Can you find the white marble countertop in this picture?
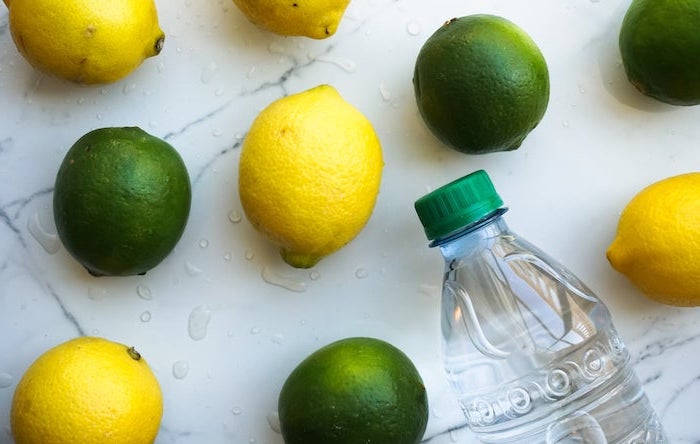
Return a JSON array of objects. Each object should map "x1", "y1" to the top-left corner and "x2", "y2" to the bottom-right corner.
[{"x1": 1, "y1": 0, "x2": 700, "y2": 442}]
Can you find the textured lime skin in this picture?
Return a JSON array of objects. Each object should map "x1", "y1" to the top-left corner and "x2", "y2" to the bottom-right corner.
[
  {"x1": 53, "y1": 127, "x2": 191, "y2": 276},
  {"x1": 619, "y1": 0, "x2": 700, "y2": 105},
  {"x1": 278, "y1": 337, "x2": 429, "y2": 444},
  {"x1": 413, "y1": 15, "x2": 550, "y2": 154}
]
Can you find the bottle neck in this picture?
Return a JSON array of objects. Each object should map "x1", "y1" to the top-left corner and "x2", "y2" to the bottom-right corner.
[{"x1": 430, "y1": 208, "x2": 509, "y2": 253}]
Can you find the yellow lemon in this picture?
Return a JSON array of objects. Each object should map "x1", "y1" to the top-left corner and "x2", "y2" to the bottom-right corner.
[
  {"x1": 238, "y1": 84, "x2": 383, "y2": 268},
  {"x1": 607, "y1": 173, "x2": 700, "y2": 306},
  {"x1": 231, "y1": 0, "x2": 350, "y2": 39},
  {"x1": 11, "y1": 336, "x2": 163, "y2": 444},
  {"x1": 5, "y1": 0, "x2": 165, "y2": 84}
]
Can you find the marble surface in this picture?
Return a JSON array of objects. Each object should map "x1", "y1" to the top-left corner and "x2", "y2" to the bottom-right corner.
[{"x1": 1, "y1": 0, "x2": 700, "y2": 442}]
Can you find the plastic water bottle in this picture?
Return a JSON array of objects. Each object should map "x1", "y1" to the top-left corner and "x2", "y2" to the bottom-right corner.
[{"x1": 414, "y1": 170, "x2": 667, "y2": 443}]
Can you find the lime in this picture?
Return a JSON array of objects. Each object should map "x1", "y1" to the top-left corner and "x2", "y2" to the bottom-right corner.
[
  {"x1": 413, "y1": 15, "x2": 550, "y2": 154},
  {"x1": 53, "y1": 127, "x2": 191, "y2": 276},
  {"x1": 619, "y1": 0, "x2": 700, "y2": 105},
  {"x1": 278, "y1": 337, "x2": 429, "y2": 444}
]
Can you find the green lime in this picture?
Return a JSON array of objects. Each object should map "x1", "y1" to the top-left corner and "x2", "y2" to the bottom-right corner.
[
  {"x1": 413, "y1": 15, "x2": 550, "y2": 154},
  {"x1": 619, "y1": 0, "x2": 700, "y2": 105},
  {"x1": 53, "y1": 127, "x2": 191, "y2": 276},
  {"x1": 278, "y1": 337, "x2": 429, "y2": 444}
]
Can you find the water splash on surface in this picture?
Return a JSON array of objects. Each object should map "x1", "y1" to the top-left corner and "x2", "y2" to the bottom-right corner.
[
  {"x1": 188, "y1": 305, "x2": 212, "y2": 340},
  {"x1": 137, "y1": 284, "x2": 153, "y2": 300},
  {"x1": 172, "y1": 360, "x2": 190, "y2": 379},
  {"x1": 266, "y1": 411, "x2": 281, "y2": 433},
  {"x1": 27, "y1": 212, "x2": 61, "y2": 254},
  {"x1": 261, "y1": 267, "x2": 306, "y2": 292},
  {"x1": 228, "y1": 209, "x2": 242, "y2": 223},
  {"x1": 0, "y1": 373, "x2": 12, "y2": 389},
  {"x1": 406, "y1": 20, "x2": 422, "y2": 36},
  {"x1": 185, "y1": 261, "x2": 203, "y2": 277}
]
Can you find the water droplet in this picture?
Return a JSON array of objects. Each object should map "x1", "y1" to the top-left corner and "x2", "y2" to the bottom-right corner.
[
  {"x1": 188, "y1": 305, "x2": 212, "y2": 341},
  {"x1": 309, "y1": 270, "x2": 320, "y2": 281},
  {"x1": 0, "y1": 372, "x2": 12, "y2": 388},
  {"x1": 88, "y1": 285, "x2": 109, "y2": 300},
  {"x1": 201, "y1": 61, "x2": 218, "y2": 84},
  {"x1": 248, "y1": 438, "x2": 257, "y2": 444},
  {"x1": 157, "y1": 62, "x2": 165, "y2": 73},
  {"x1": 199, "y1": 238, "x2": 209, "y2": 249},
  {"x1": 250, "y1": 326, "x2": 261, "y2": 335},
  {"x1": 578, "y1": 85, "x2": 586, "y2": 94},
  {"x1": 215, "y1": 88, "x2": 224, "y2": 96},
  {"x1": 406, "y1": 20, "x2": 422, "y2": 36},
  {"x1": 185, "y1": 261, "x2": 203, "y2": 277},
  {"x1": 212, "y1": 129, "x2": 223, "y2": 137},
  {"x1": 232, "y1": 406, "x2": 243, "y2": 415},
  {"x1": 562, "y1": 120, "x2": 570, "y2": 128},
  {"x1": 271, "y1": 333, "x2": 285, "y2": 344},
  {"x1": 77, "y1": 97, "x2": 85, "y2": 105},
  {"x1": 122, "y1": 83, "x2": 136, "y2": 95},
  {"x1": 379, "y1": 83, "x2": 391, "y2": 101},
  {"x1": 137, "y1": 285, "x2": 153, "y2": 300},
  {"x1": 172, "y1": 360, "x2": 190, "y2": 379},
  {"x1": 266, "y1": 411, "x2": 281, "y2": 434},
  {"x1": 316, "y1": 55, "x2": 357, "y2": 73},
  {"x1": 27, "y1": 212, "x2": 61, "y2": 254},
  {"x1": 355, "y1": 268, "x2": 369, "y2": 279},
  {"x1": 228, "y1": 209, "x2": 243, "y2": 223},
  {"x1": 149, "y1": 121, "x2": 159, "y2": 129},
  {"x1": 261, "y1": 267, "x2": 307, "y2": 292},
  {"x1": 99, "y1": 88, "x2": 108, "y2": 95},
  {"x1": 140, "y1": 311, "x2": 152, "y2": 322},
  {"x1": 96, "y1": 112, "x2": 103, "y2": 120},
  {"x1": 244, "y1": 249, "x2": 255, "y2": 261},
  {"x1": 246, "y1": 65, "x2": 257, "y2": 78},
  {"x1": 223, "y1": 252, "x2": 232, "y2": 261}
]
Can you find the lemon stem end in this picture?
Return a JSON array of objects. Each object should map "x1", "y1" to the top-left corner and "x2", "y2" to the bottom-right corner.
[
  {"x1": 281, "y1": 249, "x2": 322, "y2": 269},
  {"x1": 127, "y1": 346, "x2": 142, "y2": 361}
]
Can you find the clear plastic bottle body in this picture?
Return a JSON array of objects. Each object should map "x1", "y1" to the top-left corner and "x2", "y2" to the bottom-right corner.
[{"x1": 436, "y1": 211, "x2": 666, "y2": 443}]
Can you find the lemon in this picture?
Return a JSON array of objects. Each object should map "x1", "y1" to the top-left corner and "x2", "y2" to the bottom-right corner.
[
  {"x1": 11, "y1": 336, "x2": 163, "y2": 444},
  {"x1": 231, "y1": 0, "x2": 350, "y2": 39},
  {"x1": 278, "y1": 337, "x2": 429, "y2": 444},
  {"x1": 238, "y1": 84, "x2": 383, "y2": 268},
  {"x1": 5, "y1": 0, "x2": 165, "y2": 84},
  {"x1": 607, "y1": 173, "x2": 700, "y2": 306},
  {"x1": 413, "y1": 15, "x2": 550, "y2": 154},
  {"x1": 53, "y1": 127, "x2": 191, "y2": 277},
  {"x1": 619, "y1": 0, "x2": 700, "y2": 105}
]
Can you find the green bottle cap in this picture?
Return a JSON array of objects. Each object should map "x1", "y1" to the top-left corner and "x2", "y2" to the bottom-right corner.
[{"x1": 414, "y1": 170, "x2": 504, "y2": 241}]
